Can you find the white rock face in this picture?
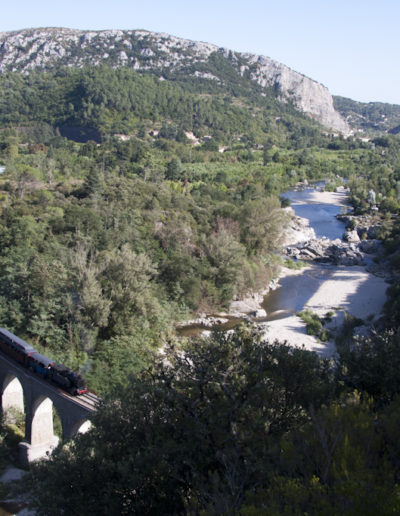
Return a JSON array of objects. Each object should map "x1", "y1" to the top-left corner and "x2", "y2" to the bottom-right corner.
[
  {"x1": 343, "y1": 229, "x2": 361, "y2": 243},
  {"x1": 0, "y1": 27, "x2": 349, "y2": 132},
  {"x1": 242, "y1": 54, "x2": 349, "y2": 133},
  {"x1": 283, "y1": 207, "x2": 317, "y2": 245}
]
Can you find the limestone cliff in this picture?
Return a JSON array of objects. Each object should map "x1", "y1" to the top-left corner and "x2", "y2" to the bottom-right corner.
[{"x1": 0, "y1": 27, "x2": 349, "y2": 132}]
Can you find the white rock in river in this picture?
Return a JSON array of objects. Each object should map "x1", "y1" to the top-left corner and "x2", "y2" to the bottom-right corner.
[
  {"x1": 251, "y1": 309, "x2": 267, "y2": 318},
  {"x1": 343, "y1": 229, "x2": 360, "y2": 243}
]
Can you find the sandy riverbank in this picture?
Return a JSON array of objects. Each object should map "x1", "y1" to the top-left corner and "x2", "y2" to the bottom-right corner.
[
  {"x1": 258, "y1": 188, "x2": 388, "y2": 357},
  {"x1": 290, "y1": 187, "x2": 349, "y2": 207},
  {"x1": 180, "y1": 188, "x2": 388, "y2": 356},
  {"x1": 259, "y1": 264, "x2": 388, "y2": 357}
]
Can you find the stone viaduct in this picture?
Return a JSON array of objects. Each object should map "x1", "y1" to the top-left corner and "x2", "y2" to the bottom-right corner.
[{"x1": 0, "y1": 352, "x2": 98, "y2": 465}]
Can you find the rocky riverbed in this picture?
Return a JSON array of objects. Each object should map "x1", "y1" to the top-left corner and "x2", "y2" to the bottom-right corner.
[
  {"x1": 284, "y1": 236, "x2": 382, "y2": 266},
  {"x1": 177, "y1": 187, "x2": 390, "y2": 355},
  {"x1": 257, "y1": 189, "x2": 389, "y2": 356}
]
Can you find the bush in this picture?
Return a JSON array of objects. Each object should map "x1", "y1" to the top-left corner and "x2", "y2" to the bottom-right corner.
[
  {"x1": 284, "y1": 258, "x2": 307, "y2": 270},
  {"x1": 297, "y1": 310, "x2": 332, "y2": 341}
]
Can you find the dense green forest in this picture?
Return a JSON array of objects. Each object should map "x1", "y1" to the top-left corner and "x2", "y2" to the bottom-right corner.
[
  {"x1": 334, "y1": 95, "x2": 400, "y2": 134},
  {"x1": 0, "y1": 64, "x2": 399, "y2": 514},
  {"x1": 0, "y1": 64, "x2": 329, "y2": 144},
  {"x1": 2, "y1": 66, "x2": 395, "y2": 393}
]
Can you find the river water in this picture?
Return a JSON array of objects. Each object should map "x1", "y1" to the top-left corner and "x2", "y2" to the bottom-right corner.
[
  {"x1": 283, "y1": 186, "x2": 346, "y2": 240},
  {"x1": 261, "y1": 185, "x2": 347, "y2": 321},
  {"x1": 178, "y1": 185, "x2": 348, "y2": 336}
]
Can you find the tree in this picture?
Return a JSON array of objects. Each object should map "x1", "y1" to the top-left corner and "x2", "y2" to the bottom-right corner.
[
  {"x1": 12, "y1": 164, "x2": 42, "y2": 199},
  {"x1": 263, "y1": 145, "x2": 272, "y2": 165},
  {"x1": 241, "y1": 396, "x2": 400, "y2": 515},
  {"x1": 166, "y1": 157, "x2": 184, "y2": 180},
  {"x1": 100, "y1": 244, "x2": 162, "y2": 337},
  {"x1": 201, "y1": 227, "x2": 246, "y2": 302},
  {"x1": 25, "y1": 328, "x2": 333, "y2": 515},
  {"x1": 240, "y1": 197, "x2": 287, "y2": 255},
  {"x1": 337, "y1": 330, "x2": 400, "y2": 405},
  {"x1": 84, "y1": 167, "x2": 103, "y2": 197}
]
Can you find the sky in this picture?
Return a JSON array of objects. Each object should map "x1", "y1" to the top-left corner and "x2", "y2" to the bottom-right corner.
[{"x1": 1, "y1": 0, "x2": 399, "y2": 105}]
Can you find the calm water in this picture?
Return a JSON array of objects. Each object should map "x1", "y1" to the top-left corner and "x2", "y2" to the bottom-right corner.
[
  {"x1": 262, "y1": 186, "x2": 347, "y2": 319},
  {"x1": 283, "y1": 187, "x2": 346, "y2": 240},
  {"x1": 262, "y1": 265, "x2": 336, "y2": 320},
  {"x1": 178, "y1": 185, "x2": 348, "y2": 333}
]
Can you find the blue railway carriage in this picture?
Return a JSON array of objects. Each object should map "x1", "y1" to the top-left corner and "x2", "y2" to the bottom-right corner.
[
  {"x1": 28, "y1": 352, "x2": 53, "y2": 378},
  {"x1": 0, "y1": 328, "x2": 35, "y2": 366},
  {"x1": 0, "y1": 327, "x2": 87, "y2": 396}
]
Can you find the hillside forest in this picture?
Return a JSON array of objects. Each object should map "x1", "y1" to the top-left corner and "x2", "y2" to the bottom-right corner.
[{"x1": 0, "y1": 63, "x2": 399, "y2": 514}]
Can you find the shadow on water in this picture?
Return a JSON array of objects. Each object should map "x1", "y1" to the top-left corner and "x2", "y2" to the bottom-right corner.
[
  {"x1": 177, "y1": 266, "x2": 343, "y2": 337},
  {"x1": 262, "y1": 265, "x2": 388, "y2": 327},
  {"x1": 177, "y1": 264, "x2": 387, "y2": 340},
  {"x1": 290, "y1": 203, "x2": 346, "y2": 240},
  {"x1": 262, "y1": 266, "x2": 335, "y2": 319},
  {"x1": 283, "y1": 185, "x2": 348, "y2": 240}
]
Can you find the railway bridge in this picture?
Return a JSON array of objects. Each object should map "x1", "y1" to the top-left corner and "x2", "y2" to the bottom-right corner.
[{"x1": 0, "y1": 352, "x2": 98, "y2": 465}]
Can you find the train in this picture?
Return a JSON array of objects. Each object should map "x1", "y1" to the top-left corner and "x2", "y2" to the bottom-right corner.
[{"x1": 0, "y1": 327, "x2": 87, "y2": 395}]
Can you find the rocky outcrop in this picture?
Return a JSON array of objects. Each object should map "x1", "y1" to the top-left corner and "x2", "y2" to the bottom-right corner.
[
  {"x1": 242, "y1": 54, "x2": 349, "y2": 132},
  {"x1": 336, "y1": 214, "x2": 382, "y2": 240},
  {"x1": 228, "y1": 279, "x2": 279, "y2": 316},
  {"x1": 176, "y1": 315, "x2": 229, "y2": 328},
  {"x1": 285, "y1": 236, "x2": 382, "y2": 266},
  {"x1": 343, "y1": 229, "x2": 360, "y2": 243},
  {"x1": 0, "y1": 27, "x2": 349, "y2": 132},
  {"x1": 282, "y1": 208, "x2": 316, "y2": 245},
  {"x1": 249, "y1": 309, "x2": 267, "y2": 318}
]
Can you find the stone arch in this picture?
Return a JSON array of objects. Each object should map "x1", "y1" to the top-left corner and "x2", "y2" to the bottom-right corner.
[
  {"x1": 20, "y1": 394, "x2": 59, "y2": 464},
  {"x1": 2, "y1": 374, "x2": 25, "y2": 418},
  {"x1": 31, "y1": 395, "x2": 58, "y2": 447},
  {"x1": 71, "y1": 418, "x2": 91, "y2": 437}
]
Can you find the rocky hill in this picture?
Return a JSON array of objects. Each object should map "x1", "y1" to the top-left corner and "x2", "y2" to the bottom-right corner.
[
  {"x1": 334, "y1": 95, "x2": 400, "y2": 134},
  {"x1": 0, "y1": 27, "x2": 349, "y2": 133}
]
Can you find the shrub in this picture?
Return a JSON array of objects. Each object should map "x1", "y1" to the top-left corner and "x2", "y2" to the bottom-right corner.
[{"x1": 297, "y1": 310, "x2": 332, "y2": 341}]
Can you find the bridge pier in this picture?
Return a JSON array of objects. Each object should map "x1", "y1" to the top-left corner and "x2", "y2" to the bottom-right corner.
[
  {"x1": 0, "y1": 354, "x2": 96, "y2": 465},
  {"x1": 19, "y1": 437, "x2": 59, "y2": 465},
  {"x1": 19, "y1": 396, "x2": 59, "y2": 466}
]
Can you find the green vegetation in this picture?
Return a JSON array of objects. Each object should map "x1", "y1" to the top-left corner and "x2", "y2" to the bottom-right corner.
[
  {"x1": 334, "y1": 95, "x2": 400, "y2": 133},
  {"x1": 0, "y1": 66, "x2": 323, "y2": 145},
  {"x1": 297, "y1": 309, "x2": 333, "y2": 342},
  {"x1": 283, "y1": 258, "x2": 307, "y2": 270},
  {"x1": 0, "y1": 65, "x2": 398, "y2": 397},
  {"x1": 1, "y1": 66, "x2": 396, "y2": 394},
  {"x1": 21, "y1": 326, "x2": 400, "y2": 515},
  {"x1": 1, "y1": 58, "x2": 400, "y2": 514},
  {"x1": 335, "y1": 312, "x2": 365, "y2": 350},
  {"x1": 0, "y1": 410, "x2": 25, "y2": 472}
]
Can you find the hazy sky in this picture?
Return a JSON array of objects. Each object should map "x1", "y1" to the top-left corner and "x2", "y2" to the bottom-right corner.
[{"x1": 1, "y1": 0, "x2": 399, "y2": 104}]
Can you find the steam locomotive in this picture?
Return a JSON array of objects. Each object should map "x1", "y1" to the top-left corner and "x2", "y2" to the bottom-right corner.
[{"x1": 0, "y1": 328, "x2": 87, "y2": 395}]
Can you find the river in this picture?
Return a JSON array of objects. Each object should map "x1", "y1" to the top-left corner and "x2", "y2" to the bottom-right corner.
[
  {"x1": 178, "y1": 184, "x2": 347, "y2": 336},
  {"x1": 261, "y1": 185, "x2": 347, "y2": 321},
  {"x1": 258, "y1": 185, "x2": 387, "y2": 356},
  {"x1": 282, "y1": 185, "x2": 346, "y2": 240},
  {"x1": 178, "y1": 184, "x2": 388, "y2": 349}
]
